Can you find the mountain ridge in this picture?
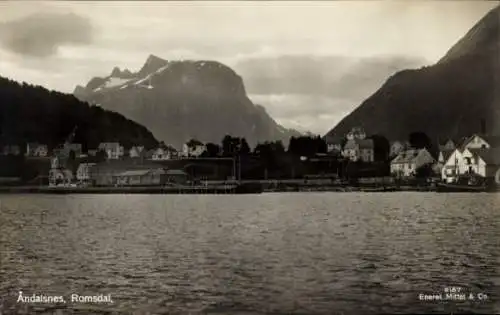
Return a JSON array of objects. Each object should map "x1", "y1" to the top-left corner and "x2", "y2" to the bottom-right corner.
[
  {"x1": 74, "y1": 55, "x2": 301, "y2": 148},
  {"x1": 0, "y1": 75, "x2": 159, "y2": 151},
  {"x1": 326, "y1": 5, "x2": 500, "y2": 143}
]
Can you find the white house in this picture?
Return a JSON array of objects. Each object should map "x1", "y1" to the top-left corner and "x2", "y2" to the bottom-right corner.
[
  {"x1": 129, "y1": 146, "x2": 144, "y2": 158},
  {"x1": 390, "y1": 148, "x2": 435, "y2": 177},
  {"x1": 438, "y1": 139, "x2": 456, "y2": 151},
  {"x1": 49, "y1": 168, "x2": 74, "y2": 186},
  {"x1": 182, "y1": 141, "x2": 205, "y2": 158},
  {"x1": 459, "y1": 134, "x2": 500, "y2": 150},
  {"x1": 152, "y1": 147, "x2": 174, "y2": 160},
  {"x1": 441, "y1": 147, "x2": 500, "y2": 183},
  {"x1": 324, "y1": 135, "x2": 343, "y2": 154},
  {"x1": 343, "y1": 138, "x2": 374, "y2": 162},
  {"x1": 346, "y1": 127, "x2": 366, "y2": 140},
  {"x1": 98, "y1": 142, "x2": 124, "y2": 160},
  {"x1": 76, "y1": 163, "x2": 96, "y2": 185},
  {"x1": 389, "y1": 141, "x2": 409, "y2": 157}
]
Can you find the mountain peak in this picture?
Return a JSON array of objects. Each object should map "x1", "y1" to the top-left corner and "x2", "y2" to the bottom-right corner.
[
  {"x1": 138, "y1": 54, "x2": 168, "y2": 75},
  {"x1": 111, "y1": 66, "x2": 122, "y2": 77},
  {"x1": 438, "y1": 5, "x2": 500, "y2": 64},
  {"x1": 326, "y1": 5, "x2": 500, "y2": 143}
]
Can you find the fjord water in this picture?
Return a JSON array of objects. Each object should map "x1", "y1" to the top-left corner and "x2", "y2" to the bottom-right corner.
[{"x1": 1, "y1": 193, "x2": 499, "y2": 314}]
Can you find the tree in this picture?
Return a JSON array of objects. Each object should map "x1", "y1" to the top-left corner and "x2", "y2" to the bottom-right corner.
[
  {"x1": 254, "y1": 140, "x2": 285, "y2": 167},
  {"x1": 408, "y1": 132, "x2": 432, "y2": 150},
  {"x1": 220, "y1": 135, "x2": 249, "y2": 156},
  {"x1": 202, "y1": 142, "x2": 221, "y2": 157},
  {"x1": 369, "y1": 134, "x2": 390, "y2": 162},
  {"x1": 186, "y1": 138, "x2": 203, "y2": 147},
  {"x1": 240, "y1": 138, "x2": 251, "y2": 155},
  {"x1": 221, "y1": 135, "x2": 235, "y2": 156},
  {"x1": 415, "y1": 163, "x2": 435, "y2": 178},
  {"x1": 95, "y1": 149, "x2": 107, "y2": 162},
  {"x1": 288, "y1": 135, "x2": 327, "y2": 157}
]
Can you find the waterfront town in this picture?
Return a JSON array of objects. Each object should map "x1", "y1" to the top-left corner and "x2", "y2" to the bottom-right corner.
[{"x1": 1, "y1": 124, "x2": 500, "y2": 192}]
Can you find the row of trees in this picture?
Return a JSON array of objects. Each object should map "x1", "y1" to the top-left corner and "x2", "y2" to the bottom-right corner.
[{"x1": 197, "y1": 131, "x2": 434, "y2": 160}]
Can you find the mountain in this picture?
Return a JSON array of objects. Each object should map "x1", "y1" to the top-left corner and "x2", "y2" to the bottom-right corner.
[
  {"x1": 0, "y1": 76, "x2": 158, "y2": 151},
  {"x1": 74, "y1": 54, "x2": 301, "y2": 148},
  {"x1": 326, "y1": 5, "x2": 500, "y2": 143}
]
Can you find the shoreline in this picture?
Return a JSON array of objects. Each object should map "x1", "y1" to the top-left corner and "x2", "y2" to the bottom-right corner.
[{"x1": 0, "y1": 184, "x2": 437, "y2": 194}]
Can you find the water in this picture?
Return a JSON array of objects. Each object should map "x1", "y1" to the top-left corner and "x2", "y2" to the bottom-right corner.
[{"x1": 0, "y1": 193, "x2": 499, "y2": 314}]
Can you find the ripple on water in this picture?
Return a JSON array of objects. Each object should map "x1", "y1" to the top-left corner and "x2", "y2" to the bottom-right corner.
[{"x1": 0, "y1": 193, "x2": 499, "y2": 314}]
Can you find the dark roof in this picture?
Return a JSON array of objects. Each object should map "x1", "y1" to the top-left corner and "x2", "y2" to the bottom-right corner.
[
  {"x1": 116, "y1": 169, "x2": 166, "y2": 177},
  {"x1": 482, "y1": 136, "x2": 500, "y2": 148},
  {"x1": 391, "y1": 149, "x2": 421, "y2": 164},
  {"x1": 439, "y1": 149, "x2": 454, "y2": 162},
  {"x1": 470, "y1": 148, "x2": 500, "y2": 165},
  {"x1": 165, "y1": 169, "x2": 188, "y2": 176}
]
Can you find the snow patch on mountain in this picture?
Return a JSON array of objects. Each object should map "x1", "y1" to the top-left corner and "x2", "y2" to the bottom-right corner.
[
  {"x1": 104, "y1": 77, "x2": 133, "y2": 89},
  {"x1": 135, "y1": 74, "x2": 152, "y2": 86}
]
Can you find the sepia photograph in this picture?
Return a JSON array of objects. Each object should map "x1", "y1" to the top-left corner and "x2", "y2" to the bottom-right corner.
[{"x1": 0, "y1": 0, "x2": 499, "y2": 314}]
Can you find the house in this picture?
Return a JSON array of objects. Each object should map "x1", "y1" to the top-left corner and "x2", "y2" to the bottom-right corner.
[
  {"x1": 49, "y1": 168, "x2": 74, "y2": 186},
  {"x1": 324, "y1": 135, "x2": 343, "y2": 154},
  {"x1": 113, "y1": 168, "x2": 189, "y2": 186},
  {"x1": 460, "y1": 134, "x2": 500, "y2": 150},
  {"x1": 438, "y1": 139, "x2": 456, "y2": 151},
  {"x1": 1, "y1": 144, "x2": 21, "y2": 156},
  {"x1": 182, "y1": 140, "x2": 205, "y2": 158},
  {"x1": 389, "y1": 141, "x2": 408, "y2": 157},
  {"x1": 390, "y1": 148, "x2": 435, "y2": 178},
  {"x1": 89, "y1": 160, "x2": 161, "y2": 186},
  {"x1": 441, "y1": 147, "x2": 500, "y2": 183},
  {"x1": 346, "y1": 127, "x2": 366, "y2": 140},
  {"x1": 436, "y1": 149, "x2": 455, "y2": 173},
  {"x1": 164, "y1": 169, "x2": 189, "y2": 185},
  {"x1": 343, "y1": 138, "x2": 374, "y2": 162},
  {"x1": 76, "y1": 162, "x2": 97, "y2": 185},
  {"x1": 129, "y1": 146, "x2": 144, "y2": 158},
  {"x1": 26, "y1": 143, "x2": 48, "y2": 157},
  {"x1": 152, "y1": 146, "x2": 175, "y2": 161},
  {"x1": 98, "y1": 142, "x2": 125, "y2": 160},
  {"x1": 114, "y1": 169, "x2": 166, "y2": 186}
]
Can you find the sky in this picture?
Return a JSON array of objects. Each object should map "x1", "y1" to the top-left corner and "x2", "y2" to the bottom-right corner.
[{"x1": 0, "y1": 1, "x2": 497, "y2": 135}]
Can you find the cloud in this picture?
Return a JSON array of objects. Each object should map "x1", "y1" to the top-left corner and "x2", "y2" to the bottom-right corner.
[
  {"x1": 0, "y1": 12, "x2": 93, "y2": 58},
  {"x1": 241, "y1": 55, "x2": 430, "y2": 134},
  {"x1": 249, "y1": 94, "x2": 355, "y2": 135},
  {"x1": 234, "y1": 55, "x2": 429, "y2": 98}
]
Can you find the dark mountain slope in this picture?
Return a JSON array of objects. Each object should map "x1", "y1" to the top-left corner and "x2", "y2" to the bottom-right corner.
[
  {"x1": 326, "y1": 5, "x2": 500, "y2": 142},
  {"x1": 0, "y1": 76, "x2": 158, "y2": 151},
  {"x1": 74, "y1": 55, "x2": 300, "y2": 148}
]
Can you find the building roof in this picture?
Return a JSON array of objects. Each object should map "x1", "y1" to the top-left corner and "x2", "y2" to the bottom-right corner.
[
  {"x1": 344, "y1": 138, "x2": 373, "y2": 150},
  {"x1": 482, "y1": 136, "x2": 500, "y2": 148},
  {"x1": 469, "y1": 148, "x2": 500, "y2": 165},
  {"x1": 439, "y1": 149, "x2": 454, "y2": 163},
  {"x1": 459, "y1": 134, "x2": 500, "y2": 149},
  {"x1": 165, "y1": 169, "x2": 188, "y2": 176},
  {"x1": 391, "y1": 148, "x2": 427, "y2": 164},
  {"x1": 116, "y1": 168, "x2": 166, "y2": 177}
]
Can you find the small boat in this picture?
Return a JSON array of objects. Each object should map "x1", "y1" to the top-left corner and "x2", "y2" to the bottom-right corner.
[
  {"x1": 436, "y1": 182, "x2": 491, "y2": 192},
  {"x1": 437, "y1": 174, "x2": 497, "y2": 192}
]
